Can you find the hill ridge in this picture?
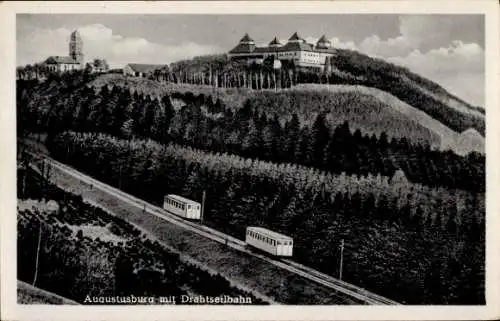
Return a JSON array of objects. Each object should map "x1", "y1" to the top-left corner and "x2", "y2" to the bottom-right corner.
[{"x1": 89, "y1": 74, "x2": 484, "y2": 156}]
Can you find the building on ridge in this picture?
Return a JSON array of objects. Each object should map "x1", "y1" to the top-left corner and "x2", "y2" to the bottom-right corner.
[
  {"x1": 44, "y1": 30, "x2": 84, "y2": 72},
  {"x1": 228, "y1": 32, "x2": 336, "y2": 71}
]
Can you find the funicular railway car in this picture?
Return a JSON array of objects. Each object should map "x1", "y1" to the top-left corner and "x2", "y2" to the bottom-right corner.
[
  {"x1": 163, "y1": 194, "x2": 201, "y2": 220},
  {"x1": 245, "y1": 227, "x2": 293, "y2": 257}
]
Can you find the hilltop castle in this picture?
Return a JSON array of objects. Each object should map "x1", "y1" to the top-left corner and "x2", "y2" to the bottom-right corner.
[
  {"x1": 44, "y1": 30, "x2": 84, "y2": 72},
  {"x1": 228, "y1": 32, "x2": 336, "y2": 71}
]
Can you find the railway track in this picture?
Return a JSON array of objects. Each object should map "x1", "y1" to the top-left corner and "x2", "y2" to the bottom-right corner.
[{"x1": 30, "y1": 153, "x2": 400, "y2": 305}]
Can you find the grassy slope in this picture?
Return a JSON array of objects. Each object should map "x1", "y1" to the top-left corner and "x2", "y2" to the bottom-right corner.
[
  {"x1": 90, "y1": 74, "x2": 484, "y2": 155},
  {"x1": 17, "y1": 281, "x2": 79, "y2": 305},
  {"x1": 298, "y1": 84, "x2": 484, "y2": 155},
  {"x1": 330, "y1": 49, "x2": 485, "y2": 135}
]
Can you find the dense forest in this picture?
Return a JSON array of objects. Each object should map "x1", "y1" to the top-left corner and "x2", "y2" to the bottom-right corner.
[
  {"x1": 17, "y1": 78, "x2": 485, "y2": 193},
  {"x1": 46, "y1": 131, "x2": 485, "y2": 305},
  {"x1": 17, "y1": 160, "x2": 267, "y2": 304},
  {"x1": 17, "y1": 66, "x2": 485, "y2": 305}
]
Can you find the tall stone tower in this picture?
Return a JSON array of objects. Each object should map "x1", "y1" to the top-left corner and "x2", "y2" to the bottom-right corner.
[{"x1": 69, "y1": 30, "x2": 84, "y2": 66}]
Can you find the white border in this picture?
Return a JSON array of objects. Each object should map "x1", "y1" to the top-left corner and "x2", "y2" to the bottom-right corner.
[{"x1": 1, "y1": 1, "x2": 499, "y2": 320}]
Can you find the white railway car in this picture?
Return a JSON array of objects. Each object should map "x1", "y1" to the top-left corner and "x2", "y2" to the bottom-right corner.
[
  {"x1": 163, "y1": 194, "x2": 201, "y2": 220},
  {"x1": 245, "y1": 226, "x2": 293, "y2": 257}
]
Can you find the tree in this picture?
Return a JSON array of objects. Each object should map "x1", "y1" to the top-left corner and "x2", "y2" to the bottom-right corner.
[
  {"x1": 311, "y1": 113, "x2": 330, "y2": 168},
  {"x1": 283, "y1": 113, "x2": 300, "y2": 161}
]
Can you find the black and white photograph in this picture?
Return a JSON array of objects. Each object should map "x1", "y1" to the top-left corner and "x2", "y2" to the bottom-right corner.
[{"x1": 1, "y1": 1, "x2": 499, "y2": 320}]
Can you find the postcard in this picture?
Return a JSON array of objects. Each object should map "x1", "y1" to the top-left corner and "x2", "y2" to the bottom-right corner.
[{"x1": 1, "y1": 1, "x2": 499, "y2": 320}]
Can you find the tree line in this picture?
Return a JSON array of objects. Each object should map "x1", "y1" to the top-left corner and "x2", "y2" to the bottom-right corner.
[{"x1": 46, "y1": 131, "x2": 485, "y2": 305}]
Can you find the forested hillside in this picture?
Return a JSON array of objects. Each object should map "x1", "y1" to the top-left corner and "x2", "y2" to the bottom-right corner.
[
  {"x1": 106, "y1": 50, "x2": 485, "y2": 135},
  {"x1": 46, "y1": 131, "x2": 485, "y2": 304},
  {"x1": 17, "y1": 62, "x2": 485, "y2": 306},
  {"x1": 17, "y1": 159, "x2": 267, "y2": 304},
  {"x1": 88, "y1": 74, "x2": 484, "y2": 155},
  {"x1": 18, "y1": 76, "x2": 485, "y2": 193}
]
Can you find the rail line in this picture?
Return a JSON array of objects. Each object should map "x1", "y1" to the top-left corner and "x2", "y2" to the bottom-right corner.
[{"x1": 30, "y1": 153, "x2": 400, "y2": 305}]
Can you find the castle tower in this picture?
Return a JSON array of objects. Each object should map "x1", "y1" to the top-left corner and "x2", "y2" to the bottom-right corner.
[
  {"x1": 69, "y1": 30, "x2": 84, "y2": 66},
  {"x1": 239, "y1": 33, "x2": 255, "y2": 45},
  {"x1": 316, "y1": 35, "x2": 331, "y2": 49},
  {"x1": 288, "y1": 32, "x2": 304, "y2": 43},
  {"x1": 268, "y1": 36, "x2": 282, "y2": 48}
]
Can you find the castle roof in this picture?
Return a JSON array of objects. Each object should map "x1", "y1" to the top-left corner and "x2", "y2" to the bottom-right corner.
[
  {"x1": 239, "y1": 33, "x2": 254, "y2": 43},
  {"x1": 268, "y1": 37, "x2": 282, "y2": 46},
  {"x1": 45, "y1": 56, "x2": 81, "y2": 65},
  {"x1": 317, "y1": 35, "x2": 330, "y2": 44},
  {"x1": 288, "y1": 32, "x2": 303, "y2": 42},
  {"x1": 228, "y1": 32, "x2": 338, "y2": 55},
  {"x1": 229, "y1": 42, "x2": 256, "y2": 54},
  {"x1": 281, "y1": 41, "x2": 314, "y2": 52}
]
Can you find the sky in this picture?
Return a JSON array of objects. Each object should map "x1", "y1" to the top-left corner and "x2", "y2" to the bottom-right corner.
[{"x1": 16, "y1": 14, "x2": 485, "y2": 106}]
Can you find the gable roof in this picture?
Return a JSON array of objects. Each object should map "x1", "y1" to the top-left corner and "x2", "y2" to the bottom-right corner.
[
  {"x1": 317, "y1": 35, "x2": 330, "y2": 44},
  {"x1": 239, "y1": 33, "x2": 254, "y2": 43},
  {"x1": 288, "y1": 32, "x2": 302, "y2": 41},
  {"x1": 45, "y1": 56, "x2": 80, "y2": 64},
  {"x1": 269, "y1": 37, "x2": 281, "y2": 46},
  {"x1": 229, "y1": 43, "x2": 256, "y2": 54},
  {"x1": 125, "y1": 63, "x2": 166, "y2": 73},
  {"x1": 280, "y1": 41, "x2": 314, "y2": 52}
]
